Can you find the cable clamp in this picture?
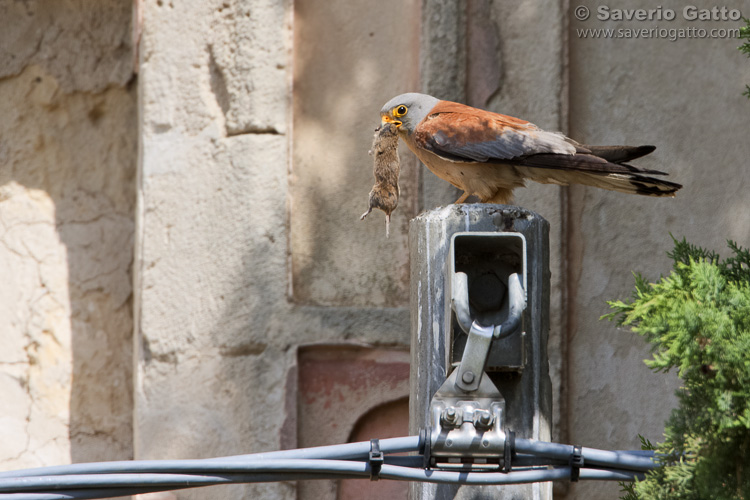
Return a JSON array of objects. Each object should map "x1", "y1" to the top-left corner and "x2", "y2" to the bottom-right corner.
[
  {"x1": 504, "y1": 430, "x2": 515, "y2": 473},
  {"x1": 570, "y1": 445, "x2": 584, "y2": 482},
  {"x1": 419, "y1": 428, "x2": 431, "y2": 469},
  {"x1": 369, "y1": 439, "x2": 384, "y2": 481}
]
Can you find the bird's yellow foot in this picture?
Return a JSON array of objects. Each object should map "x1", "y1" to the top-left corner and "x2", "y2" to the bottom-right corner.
[{"x1": 454, "y1": 192, "x2": 470, "y2": 204}]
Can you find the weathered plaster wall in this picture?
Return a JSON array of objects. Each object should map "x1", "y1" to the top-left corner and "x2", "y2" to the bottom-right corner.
[
  {"x1": 291, "y1": 0, "x2": 420, "y2": 308},
  {"x1": 0, "y1": 1, "x2": 135, "y2": 468},
  {"x1": 135, "y1": 13, "x2": 295, "y2": 500},
  {"x1": 297, "y1": 346, "x2": 410, "y2": 500},
  {"x1": 136, "y1": 2, "x2": 410, "y2": 500},
  {"x1": 0, "y1": 1, "x2": 134, "y2": 93},
  {"x1": 567, "y1": 1, "x2": 750, "y2": 498}
]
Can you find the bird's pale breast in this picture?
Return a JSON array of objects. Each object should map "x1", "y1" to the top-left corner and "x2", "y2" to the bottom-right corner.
[{"x1": 402, "y1": 131, "x2": 525, "y2": 201}]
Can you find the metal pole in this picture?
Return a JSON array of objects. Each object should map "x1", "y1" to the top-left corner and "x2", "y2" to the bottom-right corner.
[{"x1": 409, "y1": 205, "x2": 552, "y2": 500}]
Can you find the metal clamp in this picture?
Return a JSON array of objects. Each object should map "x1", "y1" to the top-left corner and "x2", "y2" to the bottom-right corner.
[
  {"x1": 452, "y1": 273, "x2": 526, "y2": 392},
  {"x1": 420, "y1": 428, "x2": 431, "y2": 469},
  {"x1": 504, "y1": 430, "x2": 515, "y2": 473},
  {"x1": 369, "y1": 439, "x2": 383, "y2": 480},
  {"x1": 452, "y1": 271, "x2": 526, "y2": 338},
  {"x1": 570, "y1": 445, "x2": 584, "y2": 482},
  {"x1": 428, "y1": 359, "x2": 509, "y2": 469},
  {"x1": 429, "y1": 391, "x2": 506, "y2": 469},
  {"x1": 454, "y1": 322, "x2": 495, "y2": 392}
]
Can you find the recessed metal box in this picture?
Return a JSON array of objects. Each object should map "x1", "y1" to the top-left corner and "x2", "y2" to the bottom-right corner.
[{"x1": 447, "y1": 232, "x2": 527, "y2": 372}]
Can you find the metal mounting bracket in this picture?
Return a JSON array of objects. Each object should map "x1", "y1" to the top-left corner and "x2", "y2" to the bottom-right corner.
[
  {"x1": 429, "y1": 367, "x2": 507, "y2": 469},
  {"x1": 427, "y1": 268, "x2": 527, "y2": 469}
]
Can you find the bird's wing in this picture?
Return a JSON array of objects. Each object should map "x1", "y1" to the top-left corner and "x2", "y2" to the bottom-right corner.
[
  {"x1": 413, "y1": 101, "x2": 576, "y2": 162},
  {"x1": 516, "y1": 152, "x2": 670, "y2": 177},
  {"x1": 411, "y1": 100, "x2": 681, "y2": 198}
]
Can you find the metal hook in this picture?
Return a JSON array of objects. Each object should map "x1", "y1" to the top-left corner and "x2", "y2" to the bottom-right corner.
[{"x1": 452, "y1": 272, "x2": 526, "y2": 392}]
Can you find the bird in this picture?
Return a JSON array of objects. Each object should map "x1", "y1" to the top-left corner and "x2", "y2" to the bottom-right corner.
[{"x1": 380, "y1": 93, "x2": 681, "y2": 204}]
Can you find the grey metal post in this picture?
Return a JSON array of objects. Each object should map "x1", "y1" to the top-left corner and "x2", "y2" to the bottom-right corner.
[{"x1": 409, "y1": 205, "x2": 552, "y2": 500}]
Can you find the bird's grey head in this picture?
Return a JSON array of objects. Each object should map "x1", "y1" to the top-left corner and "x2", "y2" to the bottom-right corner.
[{"x1": 380, "y1": 93, "x2": 440, "y2": 136}]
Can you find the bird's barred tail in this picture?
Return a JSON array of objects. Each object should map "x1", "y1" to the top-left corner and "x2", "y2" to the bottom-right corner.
[
  {"x1": 562, "y1": 170, "x2": 682, "y2": 197},
  {"x1": 516, "y1": 147, "x2": 682, "y2": 197}
]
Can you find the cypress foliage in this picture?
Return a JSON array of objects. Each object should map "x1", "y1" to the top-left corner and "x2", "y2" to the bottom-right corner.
[{"x1": 604, "y1": 237, "x2": 750, "y2": 499}]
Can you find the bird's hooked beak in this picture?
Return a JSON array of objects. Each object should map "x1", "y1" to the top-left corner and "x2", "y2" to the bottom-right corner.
[{"x1": 381, "y1": 114, "x2": 402, "y2": 128}]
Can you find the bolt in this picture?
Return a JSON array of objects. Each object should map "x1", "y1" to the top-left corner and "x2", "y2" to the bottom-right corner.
[
  {"x1": 462, "y1": 371, "x2": 475, "y2": 384},
  {"x1": 441, "y1": 406, "x2": 459, "y2": 426},
  {"x1": 474, "y1": 410, "x2": 494, "y2": 429}
]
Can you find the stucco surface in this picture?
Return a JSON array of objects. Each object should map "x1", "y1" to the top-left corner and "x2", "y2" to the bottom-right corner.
[
  {"x1": 135, "y1": 2, "x2": 411, "y2": 499},
  {"x1": 0, "y1": 0, "x2": 136, "y2": 469},
  {"x1": 136, "y1": 6, "x2": 294, "y2": 500},
  {"x1": 0, "y1": 0, "x2": 133, "y2": 92},
  {"x1": 291, "y1": 0, "x2": 420, "y2": 307},
  {"x1": 567, "y1": 1, "x2": 750, "y2": 497},
  {"x1": 297, "y1": 346, "x2": 410, "y2": 500}
]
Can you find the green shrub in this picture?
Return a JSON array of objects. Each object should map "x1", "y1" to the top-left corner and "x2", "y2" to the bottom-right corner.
[{"x1": 604, "y1": 237, "x2": 750, "y2": 500}]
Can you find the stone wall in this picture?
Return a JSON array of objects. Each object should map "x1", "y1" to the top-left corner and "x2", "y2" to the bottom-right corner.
[
  {"x1": 134, "y1": 2, "x2": 412, "y2": 499},
  {"x1": 0, "y1": 1, "x2": 136, "y2": 469}
]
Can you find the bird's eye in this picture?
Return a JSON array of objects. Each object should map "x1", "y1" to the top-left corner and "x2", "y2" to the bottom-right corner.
[{"x1": 394, "y1": 105, "x2": 408, "y2": 117}]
